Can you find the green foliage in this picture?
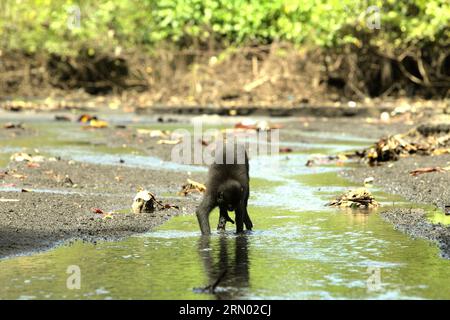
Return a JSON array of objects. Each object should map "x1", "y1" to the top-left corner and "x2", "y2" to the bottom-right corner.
[{"x1": 0, "y1": 0, "x2": 448, "y2": 56}]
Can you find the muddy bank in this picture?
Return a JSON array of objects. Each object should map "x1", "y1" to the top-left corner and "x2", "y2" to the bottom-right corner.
[
  {"x1": 382, "y1": 209, "x2": 450, "y2": 259},
  {"x1": 0, "y1": 159, "x2": 204, "y2": 259}
]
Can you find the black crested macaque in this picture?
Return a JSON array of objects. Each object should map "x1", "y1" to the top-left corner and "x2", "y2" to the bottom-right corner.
[{"x1": 196, "y1": 142, "x2": 252, "y2": 235}]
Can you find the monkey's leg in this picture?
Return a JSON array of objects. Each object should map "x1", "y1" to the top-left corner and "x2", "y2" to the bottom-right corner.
[
  {"x1": 217, "y1": 207, "x2": 235, "y2": 231},
  {"x1": 243, "y1": 208, "x2": 253, "y2": 230},
  {"x1": 235, "y1": 205, "x2": 245, "y2": 233},
  {"x1": 196, "y1": 195, "x2": 216, "y2": 235},
  {"x1": 243, "y1": 188, "x2": 253, "y2": 230}
]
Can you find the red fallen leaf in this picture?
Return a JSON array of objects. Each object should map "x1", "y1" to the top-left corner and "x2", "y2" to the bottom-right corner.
[
  {"x1": 1, "y1": 183, "x2": 16, "y2": 187},
  {"x1": 91, "y1": 207, "x2": 105, "y2": 214},
  {"x1": 409, "y1": 167, "x2": 446, "y2": 176},
  {"x1": 26, "y1": 162, "x2": 40, "y2": 168},
  {"x1": 163, "y1": 204, "x2": 180, "y2": 210},
  {"x1": 234, "y1": 123, "x2": 257, "y2": 130},
  {"x1": 279, "y1": 147, "x2": 293, "y2": 153}
]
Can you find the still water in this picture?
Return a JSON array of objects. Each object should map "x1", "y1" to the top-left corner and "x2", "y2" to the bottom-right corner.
[{"x1": 0, "y1": 118, "x2": 449, "y2": 299}]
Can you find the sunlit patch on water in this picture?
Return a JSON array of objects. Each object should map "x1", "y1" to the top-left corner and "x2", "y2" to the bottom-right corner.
[
  {"x1": 251, "y1": 154, "x2": 338, "y2": 181},
  {"x1": 0, "y1": 186, "x2": 89, "y2": 195},
  {"x1": 140, "y1": 230, "x2": 200, "y2": 239},
  {"x1": 427, "y1": 210, "x2": 450, "y2": 226},
  {"x1": 42, "y1": 147, "x2": 207, "y2": 173}
]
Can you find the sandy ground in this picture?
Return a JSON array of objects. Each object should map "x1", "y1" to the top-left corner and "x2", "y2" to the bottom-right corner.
[{"x1": 1, "y1": 111, "x2": 449, "y2": 258}]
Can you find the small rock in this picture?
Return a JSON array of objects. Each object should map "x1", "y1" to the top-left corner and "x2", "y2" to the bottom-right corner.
[
  {"x1": 364, "y1": 177, "x2": 375, "y2": 186},
  {"x1": 380, "y1": 112, "x2": 390, "y2": 122}
]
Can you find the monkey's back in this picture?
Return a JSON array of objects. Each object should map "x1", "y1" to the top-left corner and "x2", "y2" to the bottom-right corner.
[{"x1": 207, "y1": 142, "x2": 249, "y2": 192}]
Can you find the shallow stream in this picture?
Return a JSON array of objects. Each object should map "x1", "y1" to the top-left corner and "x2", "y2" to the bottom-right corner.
[{"x1": 0, "y1": 116, "x2": 449, "y2": 299}]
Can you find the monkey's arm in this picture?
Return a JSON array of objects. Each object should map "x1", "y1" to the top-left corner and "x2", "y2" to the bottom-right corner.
[
  {"x1": 196, "y1": 195, "x2": 217, "y2": 235},
  {"x1": 217, "y1": 207, "x2": 235, "y2": 231}
]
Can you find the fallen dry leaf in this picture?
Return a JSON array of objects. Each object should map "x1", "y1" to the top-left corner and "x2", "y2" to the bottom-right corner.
[
  {"x1": 137, "y1": 129, "x2": 171, "y2": 139},
  {"x1": 163, "y1": 203, "x2": 180, "y2": 210},
  {"x1": 351, "y1": 124, "x2": 450, "y2": 165},
  {"x1": 279, "y1": 147, "x2": 293, "y2": 153},
  {"x1": 26, "y1": 162, "x2": 41, "y2": 168},
  {"x1": 102, "y1": 213, "x2": 114, "y2": 220},
  {"x1": 432, "y1": 148, "x2": 450, "y2": 156},
  {"x1": 1, "y1": 183, "x2": 16, "y2": 187},
  {"x1": 409, "y1": 166, "x2": 449, "y2": 176},
  {"x1": 3, "y1": 122, "x2": 23, "y2": 129},
  {"x1": 179, "y1": 179, "x2": 206, "y2": 196},
  {"x1": 91, "y1": 208, "x2": 105, "y2": 214},
  {"x1": 78, "y1": 114, "x2": 97, "y2": 123},
  {"x1": 10, "y1": 152, "x2": 45, "y2": 163},
  {"x1": 88, "y1": 119, "x2": 109, "y2": 128},
  {"x1": 10, "y1": 152, "x2": 32, "y2": 162},
  {"x1": 11, "y1": 173, "x2": 27, "y2": 180},
  {"x1": 234, "y1": 119, "x2": 281, "y2": 131},
  {"x1": 78, "y1": 114, "x2": 109, "y2": 128},
  {"x1": 157, "y1": 139, "x2": 181, "y2": 145},
  {"x1": 328, "y1": 188, "x2": 379, "y2": 209}
]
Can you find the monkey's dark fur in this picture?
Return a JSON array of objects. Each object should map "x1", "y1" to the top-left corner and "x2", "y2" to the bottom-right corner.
[{"x1": 196, "y1": 143, "x2": 252, "y2": 235}]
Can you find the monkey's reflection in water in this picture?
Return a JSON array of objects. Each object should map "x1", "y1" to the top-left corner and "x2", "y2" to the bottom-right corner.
[{"x1": 197, "y1": 235, "x2": 250, "y2": 299}]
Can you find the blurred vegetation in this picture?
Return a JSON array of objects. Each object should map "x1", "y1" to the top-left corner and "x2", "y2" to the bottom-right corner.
[
  {"x1": 0, "y1": 0, "x2": 448, "y2": 55},
  {"x1": 0, "y1": 0, "x2": 448, "y2": 100}
]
